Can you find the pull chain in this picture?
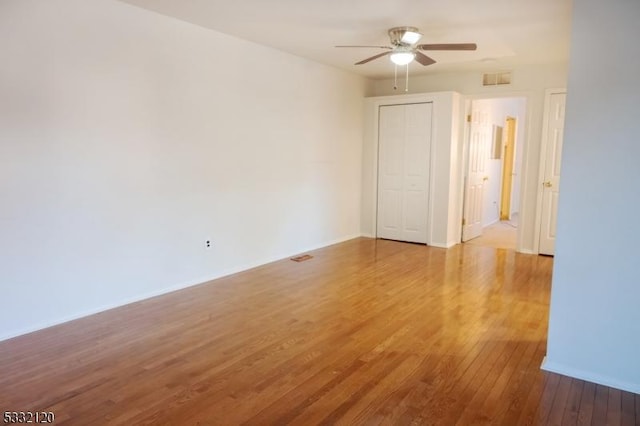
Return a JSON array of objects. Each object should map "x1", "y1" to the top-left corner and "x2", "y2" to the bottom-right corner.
[
  {"x1": 393, "y1": 64, "x2": 398, "y2": 90},
  {"x1": 405, "y1": 63, "x2": 409, "y2": 92},
  {"x1": 391, "y1": 62, "x2": 410, "y2": 91}
]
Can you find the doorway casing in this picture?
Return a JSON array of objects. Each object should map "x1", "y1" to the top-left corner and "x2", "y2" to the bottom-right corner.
[
  {"x1": 460, "y1": 92, "x2": 532, "y2": 253},
  {"x1": 500, "y1": 116, "x2": 517, "y2": 220},
  {"x1": 363, "y1": 91, "x2": 462, "y2": 248},
  {"x1": 363, "y1": 89, "x2": 563, "y2": 255}
]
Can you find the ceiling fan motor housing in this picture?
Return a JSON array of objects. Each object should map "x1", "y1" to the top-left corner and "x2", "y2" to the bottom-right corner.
[{"x1": 388, "y1": 26, "x2": 420, "y2": 46}]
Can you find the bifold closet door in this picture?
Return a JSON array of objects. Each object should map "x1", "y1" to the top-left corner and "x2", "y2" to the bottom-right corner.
[{"x1": 377, "y1": 103, "x2": 432, "y2": 244}]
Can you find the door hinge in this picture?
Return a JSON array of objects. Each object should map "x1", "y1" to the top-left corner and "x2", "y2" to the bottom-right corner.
[
  {"x1": 462, "y1": 218, "x2": 466, "y2": 226},
  {"x1": 466, "y1": 114, "x2": 472, "y2": 123}
]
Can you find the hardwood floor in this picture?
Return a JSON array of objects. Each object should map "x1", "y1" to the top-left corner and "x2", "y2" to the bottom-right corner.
[{"x1": 0, "y1": 238, "x2": 637, "y2": 425}]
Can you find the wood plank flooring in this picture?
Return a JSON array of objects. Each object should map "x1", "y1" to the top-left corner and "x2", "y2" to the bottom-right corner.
[{"x1": 0, "y1": 237, "x2": 637, "y2": 425}]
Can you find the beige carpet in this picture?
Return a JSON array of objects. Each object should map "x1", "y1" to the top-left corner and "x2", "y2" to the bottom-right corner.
[{"x1": 464, "y1": 220, "x2": 517, "y2": 250}]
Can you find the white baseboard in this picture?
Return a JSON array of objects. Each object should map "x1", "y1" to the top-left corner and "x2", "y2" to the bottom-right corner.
[
  {"x1": 0, "y1": 276, "x2": 217, "y2": 342},
  {"x1": 518, "y1": 248, "x2": 536, "y2": 254},
  {"x1": 483, "y1": 218, "x2": 500, "y2": 227},
  {"x1": 428, "y1": 242, "x2": 447, "y2": 248},
  {"x1": 0, "y1": 234, "x2": 364, "y2": 343},
  {"x1": 429, "y1": 241, "x2": 457, "y2": 249},
  {"x1": 541, "y1": 357, "x2": 640, "y2": 394},
  {"x1": 358, "y1": 233, "x2": 459, "y2": 248}
]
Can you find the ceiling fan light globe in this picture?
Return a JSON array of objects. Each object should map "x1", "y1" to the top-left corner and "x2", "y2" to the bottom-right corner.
[{"x1": 390, "y1": 52, "x2": 415, "y2": 65}]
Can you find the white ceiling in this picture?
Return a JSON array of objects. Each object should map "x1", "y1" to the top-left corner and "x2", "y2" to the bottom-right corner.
[{"x1": 118, "y1": 0, "x2": 572, "y2": 79}]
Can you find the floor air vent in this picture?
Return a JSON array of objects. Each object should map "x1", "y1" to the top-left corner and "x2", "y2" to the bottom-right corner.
[{"x1": 291, "y1": 254, "x2": 313, "y2": 262}]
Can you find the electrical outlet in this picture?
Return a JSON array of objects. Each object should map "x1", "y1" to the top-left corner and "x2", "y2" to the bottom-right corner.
[{"x1": 205, "y1": 240, "x2": 212, "y2": 249}]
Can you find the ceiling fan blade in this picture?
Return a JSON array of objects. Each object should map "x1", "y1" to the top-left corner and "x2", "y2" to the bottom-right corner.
[
  {"x1": 335, "y1": 45, "x2": 392, "y2": 49},
  {"x1": 418, "y1": 43, "x2": 477, "y2": 51},
  {"x1": 414, "y1": 51, "x2": 436, "y2": 66},
  {"x1": 355, "y1": 51, "x2": 392, "y2": 65}
]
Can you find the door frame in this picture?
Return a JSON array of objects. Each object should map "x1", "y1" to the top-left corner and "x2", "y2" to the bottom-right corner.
[
  {"x1": 459, "y1": 92, "x2": 533, "y2": 252},
  {"x1": 500, "y1": 116, "x2": 517, "y2": 220},
  {"x1": 533, "y1": 88, "x2": 567, "y2": 254},
  {"x1": 371, "y1": 96, "x2": 436, "y2": 247},
  {"x1": 364, "y1": 92, "x2": 460, "y2": 248},
  {"x1": 376, "y1": 102, "x2": 432, "y2": 244}
]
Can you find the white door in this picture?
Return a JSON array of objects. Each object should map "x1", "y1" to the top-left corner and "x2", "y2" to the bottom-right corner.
[
  {"x1": 462, "y1": 106, "x2": 490, "y2": 242},
  {"x1": 377, "y1": 103, "x2": 432, "y2": 244},
  {"x1": 539, "y1": 92, "x2": 566, "y2": 255}
]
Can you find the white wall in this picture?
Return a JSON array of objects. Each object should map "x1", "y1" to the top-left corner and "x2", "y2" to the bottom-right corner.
[
  {"x1": 0, "y1": 0, "x2": 368, "y2": 340},
  {"x1": 543, "y1": 0, "x2": 640, "y2": 394},
  {"x1": 372, "y1": 63, "x2": 567, "y2": 252}
]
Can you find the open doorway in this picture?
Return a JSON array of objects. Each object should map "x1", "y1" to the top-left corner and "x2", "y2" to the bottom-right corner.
[{"x1": 462, "y1": 97, "x2": 526, "y2": 250}]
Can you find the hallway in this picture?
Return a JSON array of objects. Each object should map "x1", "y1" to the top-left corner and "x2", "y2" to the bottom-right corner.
[{"x1": 464, "y1": 218, "x2": 518, "y2": 250}]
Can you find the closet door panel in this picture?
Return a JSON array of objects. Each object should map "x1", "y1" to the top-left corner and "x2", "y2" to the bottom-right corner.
[{"x1": 377, "y1": 103, "x2": 432, "y2": 244}]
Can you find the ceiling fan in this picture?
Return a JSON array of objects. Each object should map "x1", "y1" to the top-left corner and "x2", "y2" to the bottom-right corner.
[{"x1": 336, "y1": 26, "x2": 477, "y2": 67}]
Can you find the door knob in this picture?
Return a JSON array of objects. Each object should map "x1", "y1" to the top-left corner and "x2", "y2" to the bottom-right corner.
[
  {"x1": 543, "y1": 181, "x2": 552, "y2": 188},
  {"x1": 483, "y1": 176, "x2": 489, "y2": 181}
]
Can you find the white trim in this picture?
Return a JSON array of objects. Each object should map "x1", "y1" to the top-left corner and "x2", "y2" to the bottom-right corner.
[
  {"x1": 366, "y1": 92, "x2": 451, "y2": 246},
  {"x1": 430, "y1": 242, "x2": 457, "y2": 249},
  {"x1": 484, "y1": 218, "x2": 500, "y2": 227},
  {"x1": 541, "y1": 357, "x2": 640, "y2": 395},
  {"x1": 459, "y1": 99, "x2": 472, "y2": 244},
  {"x1": 534, "y1": 88, "x2": 567, "y2": 255},
  {"x1": 0, "y1": 233, "x2": 363, "y2": 342}
]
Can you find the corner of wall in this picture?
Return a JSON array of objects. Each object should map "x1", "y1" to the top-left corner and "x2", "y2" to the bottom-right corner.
[{"x1": 541, "y1": 357, "x2": 640, "y2": 395}]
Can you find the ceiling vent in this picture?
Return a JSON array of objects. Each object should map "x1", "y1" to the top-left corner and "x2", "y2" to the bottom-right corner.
[{"x1": 482, "y1": 71, "x2": 512, "y2": 86}]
